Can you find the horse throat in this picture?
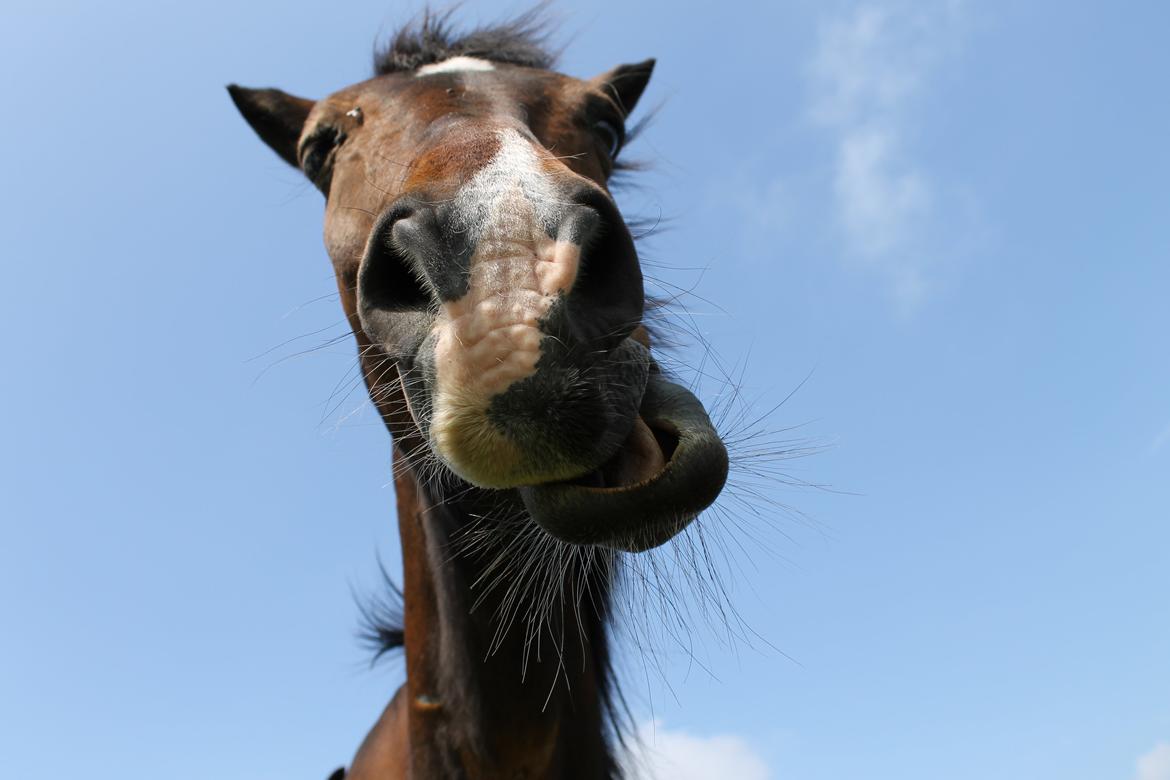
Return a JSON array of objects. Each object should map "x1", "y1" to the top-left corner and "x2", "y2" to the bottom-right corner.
[{"x1": 380, "y1": 447, "x2": 621, "y2": 779}]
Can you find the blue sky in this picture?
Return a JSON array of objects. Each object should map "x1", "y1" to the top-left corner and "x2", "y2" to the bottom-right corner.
[{"x1": 2, "y1": 1, "x2": 1168, "y2": 778}]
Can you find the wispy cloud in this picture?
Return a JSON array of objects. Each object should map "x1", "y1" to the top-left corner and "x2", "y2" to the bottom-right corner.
[
  {"x1": 622, "y1": 720, "x2": 771, "y2": 780},
  {"x1": 1137, "y1": 741, "x2": 1170, "y2": 780},
  {"x1": 808, "y1": 1, "x2": 966, "y2": 307}
]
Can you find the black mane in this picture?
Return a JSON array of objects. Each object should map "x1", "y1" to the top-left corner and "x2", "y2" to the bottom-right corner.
[{"x1": 374, "y1": 7, "x2": 557, "y2": 75}]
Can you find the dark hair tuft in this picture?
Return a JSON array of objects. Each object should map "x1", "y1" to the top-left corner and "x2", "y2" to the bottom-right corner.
[
  {"x1": 374, "y1": 6, "x2": 557, "y2": 75},
  {"x1": 356, "y1": 559, "x2": 405, "y2": 662}
]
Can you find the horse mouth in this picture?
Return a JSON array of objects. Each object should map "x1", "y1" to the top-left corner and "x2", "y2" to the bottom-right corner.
[{"x1": 518, "y1": 371, "x2": 729, "y2": 552}]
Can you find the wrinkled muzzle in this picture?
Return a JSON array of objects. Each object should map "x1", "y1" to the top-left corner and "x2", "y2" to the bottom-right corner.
[{"x1": 357, "y1": 128, "x2": 728, "y2": 550}]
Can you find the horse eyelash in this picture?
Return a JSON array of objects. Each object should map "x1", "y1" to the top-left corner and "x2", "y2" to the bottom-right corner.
[{"x1": 299, "y1": 125, "x2": 346, "y2": 186}]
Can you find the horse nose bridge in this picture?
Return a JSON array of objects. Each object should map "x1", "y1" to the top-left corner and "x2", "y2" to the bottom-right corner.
[
  {"x1": 485, "y1": 129, "x2": 646, "y2": 349},
  {"x1": 359, "y1": 127, "x2": 644, "y2": 352}
]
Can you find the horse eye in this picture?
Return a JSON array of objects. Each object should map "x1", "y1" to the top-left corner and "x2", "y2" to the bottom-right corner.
[
  {"x1": 593, "y1": 119, "x2": 623, "y2": 159},
  {"x1": 299, "y1": 125, "x2": 346, "y2": 190}
]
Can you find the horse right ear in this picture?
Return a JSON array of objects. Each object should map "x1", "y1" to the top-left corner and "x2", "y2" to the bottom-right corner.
[
  {"x1": 593, "y1": 59, "x2": 656, "y2": 118},
  {"x1": 227, "y1": 85, "x2": 315, "y2": 168}
]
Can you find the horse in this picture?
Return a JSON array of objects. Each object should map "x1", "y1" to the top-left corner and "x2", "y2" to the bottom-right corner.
[{"x1": 229, "y1": 11, "x2": 730, "y2": 779}]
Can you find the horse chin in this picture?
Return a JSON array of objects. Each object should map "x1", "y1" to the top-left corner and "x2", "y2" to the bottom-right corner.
[{"x1": 518, "y1": 372, "x2": 729, "y2": 553}]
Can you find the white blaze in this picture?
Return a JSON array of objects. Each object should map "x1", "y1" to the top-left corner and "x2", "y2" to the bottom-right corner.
[{"x1": 429, "y1": 130, "x2": 581, "y2": 485}]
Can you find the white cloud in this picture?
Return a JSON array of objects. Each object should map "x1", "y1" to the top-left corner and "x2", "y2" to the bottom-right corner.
[
  {"x1": 835, "y1": 125, "x2": 929, "y2": 257},
  {"x1": 809, "y1": 4, "x2": 933, "y2": 125},
  {"x1": 808, "y1": 1, "x2": 966, "y2": 306},
  {"x1": 622, "y1": 720, "x2": 770, "y2": 780},
  {"x1": 1137, "y1": 742, "x2": 1170, "y2": 780}
]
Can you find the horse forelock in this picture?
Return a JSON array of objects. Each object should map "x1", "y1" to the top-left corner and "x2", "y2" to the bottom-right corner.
[{"x1": 374, "y1": 7, "x2": 557, "y2": 76}]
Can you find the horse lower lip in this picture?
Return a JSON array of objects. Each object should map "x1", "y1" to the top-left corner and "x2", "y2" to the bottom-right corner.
[
  {"x1": 518, "y1": 373, "x2": 729, "y2": 552},
  {"x1": 568, "y1": 416, "x2": 672, "y2": 490}
]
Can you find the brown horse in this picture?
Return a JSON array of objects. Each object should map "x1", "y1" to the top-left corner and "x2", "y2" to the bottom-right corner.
[{"x1": 230, "y1": 11, "x2": 729, "y2": 779}]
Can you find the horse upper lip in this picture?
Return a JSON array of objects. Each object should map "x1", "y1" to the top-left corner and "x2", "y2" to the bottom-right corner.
[{"x1": 518, "y1": 372, "x2": 729, "y2": 552}]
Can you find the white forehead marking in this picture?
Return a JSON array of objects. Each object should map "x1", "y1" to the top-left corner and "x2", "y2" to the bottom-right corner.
[{"x1": 415, "y1": 56, "x2": 496, "y2": 77}]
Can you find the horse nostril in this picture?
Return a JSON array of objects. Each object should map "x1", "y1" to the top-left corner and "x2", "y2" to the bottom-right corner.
[
  {"x1": 560, "y1": 190, "x2": 644, "y2": 351},
  {"x1": 390, "y1": 207, "x2": 473, "y2": 303},
  {"x1": 358, "y1": 203, "x2": 434, "y2": 314}
]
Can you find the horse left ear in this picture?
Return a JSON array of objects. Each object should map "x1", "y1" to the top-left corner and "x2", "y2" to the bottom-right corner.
[
  {"x1": 593, "y1": 58, "x2": 655, "y2": 117},
  {"x1": 227, "y1": 84, "x2": 316, "y2": 168}
]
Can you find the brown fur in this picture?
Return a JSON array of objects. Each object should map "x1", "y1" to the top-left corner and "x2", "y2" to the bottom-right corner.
[{"x1": 228, "y1": 22, "x2": 695, "y2": 778}]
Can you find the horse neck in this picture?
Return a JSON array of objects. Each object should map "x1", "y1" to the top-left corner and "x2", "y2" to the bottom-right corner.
[{"x1": 392, "y1": 447, "x2": 621, "y2": 779}]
